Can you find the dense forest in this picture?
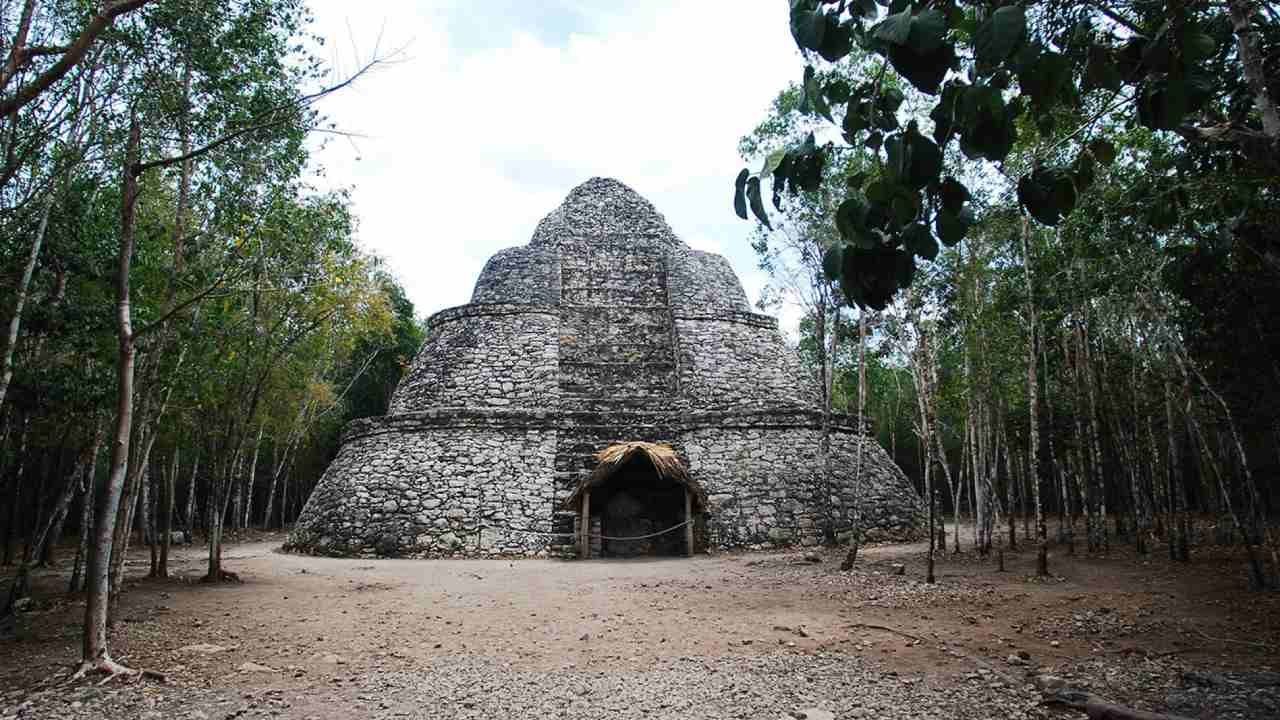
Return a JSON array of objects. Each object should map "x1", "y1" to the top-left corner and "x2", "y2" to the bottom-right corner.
[
  {"x1": 0, "y1": 0, "x2": 421, "y2": 678},
  {"x1": 738, "y1": 0, "x2": 1279, "y2": 589},
  {"x1": 1, "y1": 0, "x2": 1278, "y2": 707}
]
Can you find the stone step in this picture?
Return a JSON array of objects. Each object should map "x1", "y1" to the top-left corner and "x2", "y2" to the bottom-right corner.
[
  {"x1": 561, "y1": 287, "x2": 667, "y2": 306},
  {"x1": 557, "y1": 363, "x2": 677, "y2": 398},
  {"x1": 560, "y1": 266, "x2": 665, "y2": 287},
  {"x1": 558, "y1": 247, "x2": 667, "y2": 272},
  {"x1": 559, "y1": 307, "x2": 672, "y2": 337},
  {"x1": 557, "y1": 342, "x2": 674, "y2": 364},
  {"x1": 559, "y1": 397, "x2": 678, "y2": 412}
]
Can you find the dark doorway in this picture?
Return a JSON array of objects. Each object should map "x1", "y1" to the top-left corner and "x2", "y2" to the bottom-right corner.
[{"x1": 593, "y1": 454, "x2": 687, "y2": 557}]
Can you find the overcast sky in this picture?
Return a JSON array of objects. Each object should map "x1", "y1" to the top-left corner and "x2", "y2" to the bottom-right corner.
[{"x1": 302, "y1": 1, "x2": 802, "y2": 328}]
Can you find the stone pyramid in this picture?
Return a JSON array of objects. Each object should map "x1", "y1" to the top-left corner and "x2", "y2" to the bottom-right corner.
[{"x1": 286, "y1": 178, "x2": 922, "y2": 558}]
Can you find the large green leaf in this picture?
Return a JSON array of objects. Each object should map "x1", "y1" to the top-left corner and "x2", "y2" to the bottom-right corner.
[
  {"x1": 822, "y1": 244, "x2": 844, "y2": 281},
  {"x1": 1137, "y1": 69, "x2": 1214, "y2": 131},
  {"x1": 888, "y1": 41, "x2": 954, "y2": 95},
  {"x1": 825, "y1": 79, "x2": 851, "y2": 104},
  {"x1": 935, "y1": 209, "x2": 969, "y2": 246},
  {"x1": 836, "y1": 196, "x2": 872, "y2": 247},
  {"x1": 1181, "y1": 28, "x2": 1217, "y2": 63},
  {"x1": 875, "y1": 8, "x2": 953, "y2": 95},
  {"x1": 760, "y1": 148, "x2": 787, "y2": 179},
  {"x1": 904, "y1": 125, "x2": 942, "y2": 189},
  {"x1": 937, "y1": 176, "x2": 970, "y2": 214},
  {"x1": 790, "y1": 1, "x2": 826, "y2": 52},
  {"x1": 889, "y1": 189, "x2": 921, "y2": 228},
  {"x1": 1017, "y1": 168, "x2": 1077, "y2": 226},
  {"x1": 817, "y1": 15, "x2": 854, "y2": 62},
  {"x1": 1084, "y1": 45, "x2": 1122, "y2": 92},
  {"x1": 747, "y1": 176, "x2": 772, "y2": 229},
  {"x1": 884, "y1": 128, "x2": 942, "y2": 192},
  {"x1": 1137, "y1": 83, "x2": 1181, "y2": 131},
  {"x1": 1088, "y1": 138, "x2": 1117, "y2": 166},
  {"x1": 803, "y1": 65, "x2": 833, "y2": 121},
  {"x1": 788, "y1": 133, "x2": 826, "y2": 192},
  {"x1": 1073, "y1": 151, "x2": 1096, "y2": 190},
  {"x1": 902, "y1": 222, "x2": 939, "y2": 261},
  {"x1": 733, "y1": 169, "x2": 749, "y2": 220},
  {"x1": 1017, "y1": 50, "x2": 1074, "y2": 111},
  {"x1": 930, "y1": 83, "x2": 962, "y2": 145},
  {"x1": 957, "y1": 85, "x2": 1018, "y2": 161},
  {"x1": 873, "y1": 8, "x2": 912, "y2": 45},
  {"x1": 906, "y1": 9, "x2": 948, "y2": 54},
  {"x1": 974, "y1": 6, "x2": 1025, "y2": 63},
  {"x1": 840, "y1": 246, "x2": 909, "y2": 310}
]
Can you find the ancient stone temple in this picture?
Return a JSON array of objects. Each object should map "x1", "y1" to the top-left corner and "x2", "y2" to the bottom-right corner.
[{"x1": 286, "y1": 178, "x2": 923, "y2": 558}]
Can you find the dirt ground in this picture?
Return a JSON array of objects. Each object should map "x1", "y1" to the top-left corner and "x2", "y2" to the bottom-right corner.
[{"x1": 2, "y1": 531, "x2": 1278, "y2": 719}]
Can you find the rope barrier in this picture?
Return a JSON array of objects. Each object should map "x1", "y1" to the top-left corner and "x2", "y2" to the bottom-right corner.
[{"x1": 480, "y1": 519, "x2": 690, "y2": 542}]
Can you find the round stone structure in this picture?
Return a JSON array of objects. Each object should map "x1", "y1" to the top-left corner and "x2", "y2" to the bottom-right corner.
[{"x1": 286, "y1": 178, "x2": 923, "y2": 558}]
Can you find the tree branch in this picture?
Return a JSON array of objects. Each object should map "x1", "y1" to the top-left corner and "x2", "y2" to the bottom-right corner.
[
  {"x1": 0, "y1": 0, "x2": 155, "y2": 118},
  {"x1": 133, "y1": 56, "x2": 387, "y2": 175},
  {"x1": 133, "y1": 267, "x2": 243, "y2": 339}
]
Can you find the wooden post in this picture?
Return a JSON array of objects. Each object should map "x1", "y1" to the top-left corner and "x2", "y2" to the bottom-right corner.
[
  {"x1": 580, "y1": 489, "x2": 591, "y2": 559},
  {"x1": 684, "y1": 488, "x2": 694, "y2": 557}
]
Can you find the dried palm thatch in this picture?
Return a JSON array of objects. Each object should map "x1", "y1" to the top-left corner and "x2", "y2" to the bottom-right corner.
[
  {"x1": 595, "y1": 441, "x2": 685, "y2": 481},
  {"x1": 565, "y1": 441, "x2": 705, "y2": 509}
]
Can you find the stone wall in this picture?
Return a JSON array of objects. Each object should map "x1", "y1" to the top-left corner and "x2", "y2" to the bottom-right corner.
[
  {"x1": 667, "y1": 249, "x2": 751, "y2": 315},
  {"x1": 530, "y1": 178, "x2": 680, "y2": 249},
  {"x1": 674, "y1": 318, "x2": 819, "y2": 412},
  {"x1": 828, "y1": 433, "x2": 926, "y2": 543},
  {"x1": 470, "y1": 246, "x2": 561, "y2": 305},
  {"x1": 389, "y1": 305, "x2": 559, "y2": 414},
  {"x1": 286, "y1": 425, "x2": 558, "y2": 557},
  {"x1": 679, "y1": 426, "x2": 922, "y2": 549},
  {"x1": 285, "y1": 409, "x2": 923, "y2": 558}
]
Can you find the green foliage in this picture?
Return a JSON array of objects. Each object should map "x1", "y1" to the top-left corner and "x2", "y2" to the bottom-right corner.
[
  {"x1": 0, "y1": 0, "x2": 412, "y2": 538},
  {"x1": 735, "y1": 0, "x2": 1279, "y2": 309}
]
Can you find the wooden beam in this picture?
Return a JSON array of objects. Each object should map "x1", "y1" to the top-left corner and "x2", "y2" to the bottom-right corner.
[
  {"x1": 684, "y1": 489, "x2": 694, "y2": 557},
  {"x1": 580, "y1": 489, "x2": 591, "y2": 559}
]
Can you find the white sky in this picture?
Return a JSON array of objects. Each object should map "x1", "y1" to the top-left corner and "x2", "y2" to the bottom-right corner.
[{"x1": 302, "y1": 1, "x2": 804, "y2": 331}]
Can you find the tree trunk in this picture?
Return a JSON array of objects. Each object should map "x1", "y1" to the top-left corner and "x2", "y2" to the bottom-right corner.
[
  {"x1": 0, "y1": 192, "x2": 53, "y2": 412},
  {"x1": 80, "y1": 119, "x2": 141, "y2": 673},
  {"x1": 107, "y1": 418, "x2": 158, "y2": 624},
  {"x1": 183, "y1": 448, "x2": 199, "y2": 542},
  {"x1": 157, "y1": 448, "x2": 176, "y2": 578},
  {"x1": 3, "y1": 426, "x2": 101, "y2": 614},
  {"x1": 1020, "y1": 222, "x2": 1046, "y2": 576},
  {"x1": 1163, "y1": 380, "x2": 1185, "y2": 560},
  {"x1": 241, "y1": 425, "x2": 264, "y2": 529},
  {"x1": 841, "y1": 311, "x2": 868, "y2": 570},
  {"x1": 1184, "y1": 353, "x2": 1270, "y2": 587},
  {"x1": 143, "y1": 455, "x2": 156, "y2": 576},
  {"x1": 205, "y1": 444, "x2": 243, "y2": 582},
  {"x1": 1228, "y1": 0, "x2": 1280, "y2": 139},
  {"x1": 2, "y1": 416, "x2": 28, "y2": 565},
  {"x1": 69, "y1": 431, "x2": 103, "y2": 594}
]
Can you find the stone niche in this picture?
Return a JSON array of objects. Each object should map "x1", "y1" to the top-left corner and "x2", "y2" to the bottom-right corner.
[{"x1": 285, "y1": 178, "x2": 924, "y2": 558}]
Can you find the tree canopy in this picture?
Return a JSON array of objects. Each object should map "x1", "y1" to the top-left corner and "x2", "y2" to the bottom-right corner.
[{"x1": 734, "y1": 0, "x2": 1280, "y2": 311}]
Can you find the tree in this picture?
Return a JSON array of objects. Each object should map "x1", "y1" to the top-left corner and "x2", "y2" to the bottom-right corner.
[{"x1": 734, "y1": 1, "x2": 1279, "y2": 310}]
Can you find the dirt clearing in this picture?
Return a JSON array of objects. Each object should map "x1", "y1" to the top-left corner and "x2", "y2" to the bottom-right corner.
[{"x1": 2, "y1": 534, "x2": 1278, "y2": 719}]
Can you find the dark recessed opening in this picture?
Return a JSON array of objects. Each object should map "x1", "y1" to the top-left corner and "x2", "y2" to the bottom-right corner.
[{"x1": 592, "y1": 454, "x2": 688, "y2": 557}]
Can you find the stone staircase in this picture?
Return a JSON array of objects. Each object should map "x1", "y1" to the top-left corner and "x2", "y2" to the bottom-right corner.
[{"x1": 548, "y1": 240, "x2": 683, "y2": 555}]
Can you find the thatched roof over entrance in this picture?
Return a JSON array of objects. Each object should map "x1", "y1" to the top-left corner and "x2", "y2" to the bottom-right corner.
[{"x1": 564, "y1": 442, "x2": 706, "y2": 510}]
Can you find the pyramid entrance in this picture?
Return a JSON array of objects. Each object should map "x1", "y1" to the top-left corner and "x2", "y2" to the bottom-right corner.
[
  {"x1": 571, "y1": 442, "x2": 699, "y2": 559},
  {"x1": 595, "y1": 454, "x2": 687, "y2": 557}
]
